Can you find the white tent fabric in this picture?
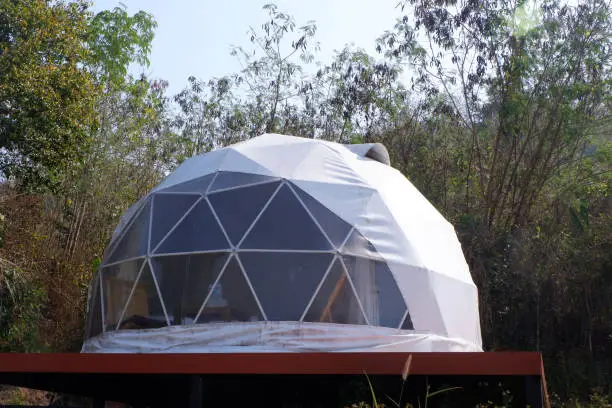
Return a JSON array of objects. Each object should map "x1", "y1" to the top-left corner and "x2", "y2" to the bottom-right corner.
[{"x1": 84, "y1": 133, "x2": 482, "y2": 353}]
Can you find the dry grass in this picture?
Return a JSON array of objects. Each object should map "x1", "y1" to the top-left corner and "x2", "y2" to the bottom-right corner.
[
  {"x1": 0, "y1": 386, "x2": 52, "y2": 406},
  {"x1": 0, "y1": 186, "x2": 88, "y2": 351}
]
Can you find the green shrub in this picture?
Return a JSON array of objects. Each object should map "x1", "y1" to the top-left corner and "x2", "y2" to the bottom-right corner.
[{"x1": 0, "y1": 259, "x2": 48, "y2": 352}]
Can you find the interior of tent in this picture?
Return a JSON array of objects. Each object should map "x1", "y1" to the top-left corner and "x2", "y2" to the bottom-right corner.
[{"x1": 93, "y1": 256, "x2": 410, "y2": 334}]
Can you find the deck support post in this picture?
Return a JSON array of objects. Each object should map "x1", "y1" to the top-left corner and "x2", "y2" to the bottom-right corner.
[
  {"x1": 525, "y1": 375, "x2": 543, "y2": 408},
  {"x1": 188, "y1": 374, "x2": 203, "y2": 408}
]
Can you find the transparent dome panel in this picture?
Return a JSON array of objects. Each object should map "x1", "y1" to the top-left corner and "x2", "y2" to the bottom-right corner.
[
  {"x1": 401, "y1": 311, "x2": 414, "y2": 330},
  {"x1": 208, "y1": 181, "x2": 280, "y2": 246},
  {"x1": 101, "y1": 259, "x2": 143, "y2": 331},
  {"x1": 115, "y1": 261, "x2": 167, "y2": 330},
  {"x1": 104, "y1": 195, "x2": 147, "y2": 261},
  {"x1": 151, "y1": 253, "x2": 230, "y2": 325},
  {"x1": 302, "y1": 258, "x2": 367, "y2": 325},
  {"x1": 239, "y1": 252, "x2": 334, "y2": 321},
  {"x1": 240, "y1": 183, "x2": 333, "y2": 250},
  {"x1": 340, "y1": 229, "x2": 383, "y2": 260},
  {"x1": 195, "y1": 256, "x2": 263, "y2": 323},
  {"x1": 292, "y1": 184, "x2": 353, "y2": 248},
  {"x1": 157, "y1": 173, "x2": 215, "y2": 194},
  {"x1": 150, "y1": 193, "x2": 200, "y2": 250},
  {"x1": 154, "y1": 199, "x2": 230, "y2": 254},
  {"x1": 343, "y1": 256, "x2": 408, "y2": 328},
  {"x1": 107, "y1": 200, "x2": 151, "y2": 264},
  {"x1": 209, "y1": 171, "x2": 278, "y2": 192},
  {"x1": 85, "y1": 273, "x2": 103, "y2": 339}
]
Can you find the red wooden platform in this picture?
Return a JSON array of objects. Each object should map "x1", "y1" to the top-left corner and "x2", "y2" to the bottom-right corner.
[{"x1": 0, "y1": 352, "x2": 550, "y2": 407}]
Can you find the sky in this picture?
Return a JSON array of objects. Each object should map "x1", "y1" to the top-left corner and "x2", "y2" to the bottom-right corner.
[{"x1": 91, "y1": 0, "x2": 404, "y2": 95}]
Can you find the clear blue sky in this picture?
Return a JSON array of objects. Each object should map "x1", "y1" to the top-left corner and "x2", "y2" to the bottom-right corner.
[{"x1": 92, "y1": 0, "x2": 403, "y2": 95}]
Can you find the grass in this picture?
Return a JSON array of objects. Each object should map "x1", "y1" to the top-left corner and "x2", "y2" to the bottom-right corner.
[{"x1": 362, "y1": 354, "x2": 462, "y2": 408}]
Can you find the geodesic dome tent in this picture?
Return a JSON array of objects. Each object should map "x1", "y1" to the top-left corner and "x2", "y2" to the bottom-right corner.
[{"x1": 82, "y1": 134, "x2": 482, "y2": 353}]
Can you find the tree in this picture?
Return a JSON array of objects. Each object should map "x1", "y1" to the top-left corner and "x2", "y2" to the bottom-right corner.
[
  {"x1": 376, "y1": 0, "x2": 612, "y2": 398},
  {"x1": 231, "y1": 3, "x2": 318, "y2": 134},
  {"x1": 0, "y1": 0, "x2": 100, "y2": 190},
  {"x1": 0, "y1": 1, "x2": 158, "y2": 191},
  {"x1": 86, "y1": 5, "x2": 156, "y2": 89},
  {"x1": 380, "y1": 0, "x2": 611, "y2": 231},
  {"x1": 173, "y1": 76, "x2": 242, "y2": 156},
  {"x1": 316, "y1": 47, "x2": 409, "y2": 142},
  {"x1": 171, "y1": 4, "x2": 321, "y2": 153}
]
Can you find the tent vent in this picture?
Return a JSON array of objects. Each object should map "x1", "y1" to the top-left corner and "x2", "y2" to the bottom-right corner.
[{"x1": 344, "y1": 143, "x2": 391, "y2": 166}]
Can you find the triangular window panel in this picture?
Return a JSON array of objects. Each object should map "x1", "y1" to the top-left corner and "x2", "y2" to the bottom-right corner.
[
  {"x1": 292, "y1": 185, "x2": 353, "y2": 248},
  {"x1": 343, "y1": 256, "x2": 407, "y2": 329},
  {"x1": 240, "y1": 184, "x2": 333, "y2": 250},
  {"x1": 302, "y1": 258, "x2": 367, "y2": 325},
  {"x1": 107, "y1": 201, "x2": 151, "y2": 264},
  {"x1": 151, "y1": 253, "x2": 230, "y2": 325},
  {"x1": 196, "y1": 257, "x2": 264, "y2": 323},
  {"x1": 374, "y1": 261, "x2": 408, "y2": 329},
  {"x1": 240, "y1": 252, "x2": 334, "y2": 322},
  {"x1": 117, "y1": 261, "x2": 167, "y2": 330},
  {"x1": 209, "y1": 171, "x2": 277, "y2": 192},
  {"x1": 150, "y1": 193, "x2": 200, "y2": 250},
  {"x1": 154, "y1": 200, "x2": 230, "y2": 254},
  {"x1": 103, "y1": 196, "x2": 147, "y2": 263},
  {"x1": 157, "y1": 173, "x2": 215, "y2": 194},
  {"x1": 101, "y1": 259, "x2": 143, "y2": 332},
  {"x1": 208, "y1": 181, "x2": 280, "y2": 246},
  {"x1": 400, "y1": 311, "x2": 414, "y2": 330},
  {"x1": 85, "y1": 274, "x2": 103, "y2": 339},
  {"x1": 340, "y1": 229, "x2": 382, "y2": 260}
]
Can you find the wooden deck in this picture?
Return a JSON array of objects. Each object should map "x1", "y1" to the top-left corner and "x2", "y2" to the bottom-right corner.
[{"x1": 0, "y1": 352, "x2": 550, "y2": 407}]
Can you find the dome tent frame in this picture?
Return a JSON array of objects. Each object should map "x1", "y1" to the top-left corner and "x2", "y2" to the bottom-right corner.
[
  {"x1": 89, "y1": 176, "x2": 412, "y2": 332},
  {"x1": 83, "y1": 134, "x2": 482, "y2": 353}
]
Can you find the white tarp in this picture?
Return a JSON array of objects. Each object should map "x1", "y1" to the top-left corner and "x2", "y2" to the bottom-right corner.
[
  {"x1": 82, "y1": 322, "x2": 480, "y2": 353},
  {"x1": 83, "y1": 133, "x2": 483, "y2": 353}
]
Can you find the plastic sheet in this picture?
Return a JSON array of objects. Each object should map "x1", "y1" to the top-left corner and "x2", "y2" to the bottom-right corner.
[{"x1": 82, "y1": 322, "x2": 481, "y2": 353}]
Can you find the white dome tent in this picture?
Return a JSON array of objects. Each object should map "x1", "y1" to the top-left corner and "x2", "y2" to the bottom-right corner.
[{"x1": 82, "y1": 133, "x2": 482, "y2": 353}]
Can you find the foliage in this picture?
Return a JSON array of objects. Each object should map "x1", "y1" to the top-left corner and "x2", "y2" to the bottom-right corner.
[
  {"x1": 0, "y1": 0, "x2": 101, "y2": 190},
  {"x1": 362, "y1": 355, "x2": 462, "y2": 408},
  {"x1": 59, "y1": 75, "x2": 176, "y2": 261},
  {"x1": 0, "y1": 258, "x2": 47, "y2": 352},
  {"x1": 0, "y1": 0, "x2": 158, "y2": 191},
  {"x1": 173, "y1": 76, "x2": 243, "y2": 155},
  {"x1": 232, "y1": 3, "x2": 319, "y2": 134},
  {"x1": 314, "y1": 48, "x2": 410, "y2": 142},
  {"x1": 87, "y1": 5, "x2": 156, "y2": 89}
]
